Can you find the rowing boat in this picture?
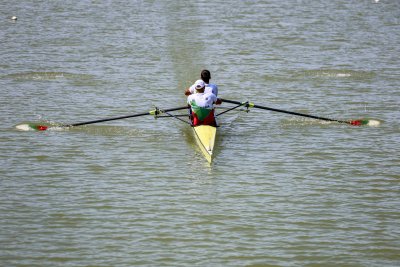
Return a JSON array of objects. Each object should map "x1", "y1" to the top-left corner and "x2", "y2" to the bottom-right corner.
[
  {"x1": 192, "y1": 123, "x2": 217, "y2": 164},
  {"x1": 21, "y1": 98, "x2": 377, "y2": 163}
]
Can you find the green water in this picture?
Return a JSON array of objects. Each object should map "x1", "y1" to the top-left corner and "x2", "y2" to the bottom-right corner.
[{"x1": 1, "y1": 1, "x2": 399, "y2": 266}]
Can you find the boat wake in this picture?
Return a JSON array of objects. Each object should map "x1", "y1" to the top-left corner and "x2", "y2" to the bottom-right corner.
[
  {"x1": 3, "y1": 71, "x2": 95, "y2": 82},
  {"x1": 299, "y1": 69, "x2": 376, "y2": 79}
]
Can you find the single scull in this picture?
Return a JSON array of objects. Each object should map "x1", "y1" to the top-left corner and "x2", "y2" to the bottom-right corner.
[{"x1": 18, "y1": 98, "x2": 378, "y2": 163}]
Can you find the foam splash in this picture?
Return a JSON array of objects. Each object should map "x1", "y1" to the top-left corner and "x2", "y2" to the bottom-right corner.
[
  {"x1": 366, "y1": 120, "x2": 381, "y2": 127},
  {"x1": 15, "y1": 124, "x2": 33, "y2": 131},
  {"x1": 336, "y1": 73, "x2": 352, "y2": 78}
]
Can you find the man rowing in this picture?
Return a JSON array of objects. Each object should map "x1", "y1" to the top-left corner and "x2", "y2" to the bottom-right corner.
[
  {"x1": 187, "y1": 80, "x2": 219, "y2": 126},
  {"x1": 185, "y1": 69, "x2": 218, "y2": 96}
]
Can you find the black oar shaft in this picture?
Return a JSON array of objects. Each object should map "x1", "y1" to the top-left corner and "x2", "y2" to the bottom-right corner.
[
  {"x1": 68, "y1": 112, "x2": 151, "y2": 127},
  {"x1": 220, "y1": 98, "x2": 349, "y2": 124},
  {"x1": 65, "y1": 106, "x2": 188, "y2": 127}
]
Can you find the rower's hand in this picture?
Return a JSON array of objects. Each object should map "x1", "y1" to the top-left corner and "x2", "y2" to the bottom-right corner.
[
  {"x1": 184, "y1": 89, "x2": 192, "y2": 96},
  {"x1": 216, "y1": 98, "x2": 222, "y2": 105}
]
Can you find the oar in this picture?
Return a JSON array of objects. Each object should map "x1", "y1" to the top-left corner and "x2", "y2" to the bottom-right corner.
[
  {"x1": 220, "y1": 98, "x2": 376, "y2": 126},
  {"x1": 29, "y1": 106, "x2": 188, "y2": 131}
]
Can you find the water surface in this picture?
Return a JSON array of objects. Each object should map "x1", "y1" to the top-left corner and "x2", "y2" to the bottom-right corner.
[{"x1": 1, "y1": 1, "x2": 399, "y2": 266}]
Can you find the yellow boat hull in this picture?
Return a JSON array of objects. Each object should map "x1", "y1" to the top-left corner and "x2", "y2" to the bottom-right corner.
[{"x1": 192, "y1": 125, "x2": 217, "y2": 163}]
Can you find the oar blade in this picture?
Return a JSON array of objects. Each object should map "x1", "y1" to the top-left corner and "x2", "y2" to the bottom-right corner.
[
  {"x1": 349, "y1": 120, "x2": 364, "y2": 126},
  {"x1": 35, "y1": 125, "x2": 49, "y2": 131},
  {"x1": 349, "y1": 119, "x2": 381, "y2": 127}
]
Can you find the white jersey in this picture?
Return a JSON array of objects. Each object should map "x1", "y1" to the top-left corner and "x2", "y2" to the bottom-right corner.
[
  {"x1": 187, "y1": 92, "x2": 217, "y2": 109},
  {"x1": 189, "y1": 82, "x2": 218, "y2": 96}
]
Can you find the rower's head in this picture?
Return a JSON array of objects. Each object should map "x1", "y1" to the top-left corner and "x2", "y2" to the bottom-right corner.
[
  {"x1": 194, "y1": 80, "x2": 206, "y2": 93},
  {"x1": 201, "y1": 69, "x2": 211, "y2": 83}
]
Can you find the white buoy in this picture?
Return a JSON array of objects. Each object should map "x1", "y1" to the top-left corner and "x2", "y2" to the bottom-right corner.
[{"x1": 11, "y1": 16, "x2": 18, "y2": 21}]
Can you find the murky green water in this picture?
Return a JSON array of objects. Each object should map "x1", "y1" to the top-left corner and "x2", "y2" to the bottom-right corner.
[{"x1": 1, "y1": 1, "x2": 399, "y2": 266}]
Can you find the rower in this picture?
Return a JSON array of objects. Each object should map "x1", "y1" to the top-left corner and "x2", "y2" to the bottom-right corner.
[
  {"x1": 185, "y1": 69, "x2": 218, "y2": 96},
  {"x1": 187, "y1": 80, "x2": 220, "y2": 126}
]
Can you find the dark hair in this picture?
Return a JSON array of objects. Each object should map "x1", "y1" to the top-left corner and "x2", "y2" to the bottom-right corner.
[{"x1": 201, "y1": 69, "x2": 211, "y2": 83}]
